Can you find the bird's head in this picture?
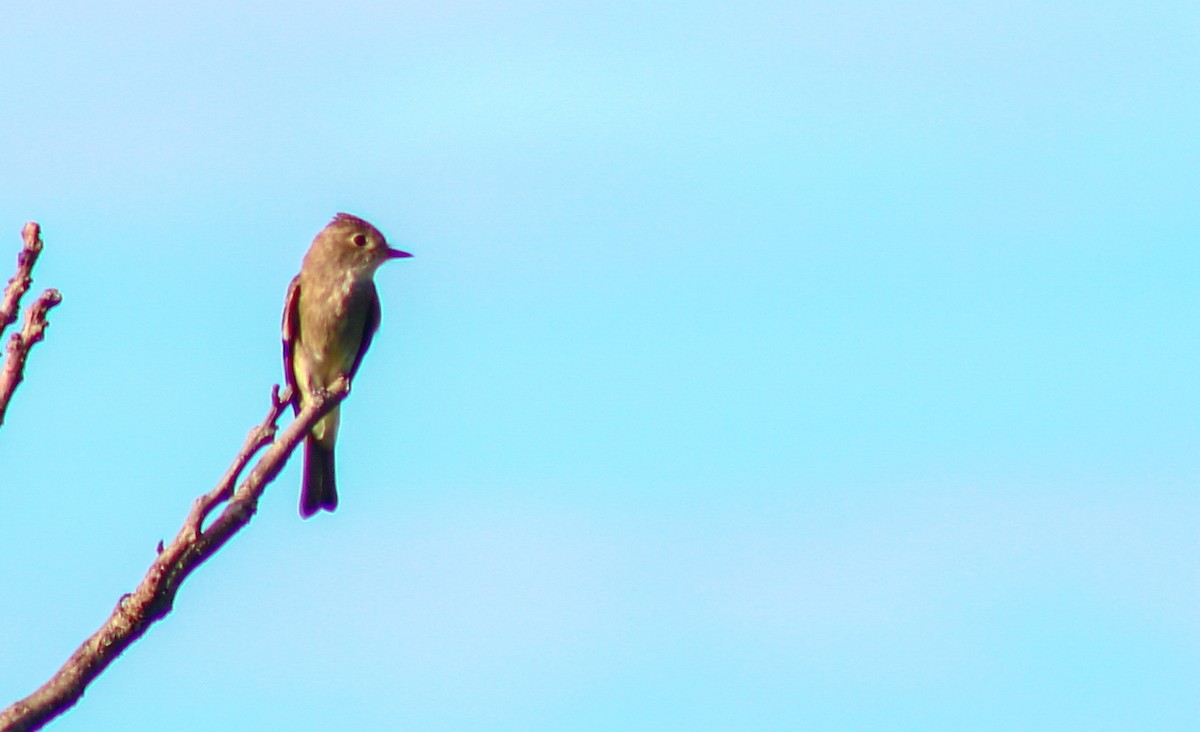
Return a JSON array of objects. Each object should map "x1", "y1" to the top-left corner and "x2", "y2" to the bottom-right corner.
[{"x1": 309, "y1": 212, "x2": 412, "y2": 277}]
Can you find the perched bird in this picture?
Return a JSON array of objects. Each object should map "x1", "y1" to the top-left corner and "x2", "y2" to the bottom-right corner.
[{"x1": 282, "y1": 213, "x2": 412, "y2": 518}]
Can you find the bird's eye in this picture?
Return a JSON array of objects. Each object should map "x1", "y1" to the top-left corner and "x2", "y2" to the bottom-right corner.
[{"x1": 352, "y1": 234, "x2": 368, "y2": 247}]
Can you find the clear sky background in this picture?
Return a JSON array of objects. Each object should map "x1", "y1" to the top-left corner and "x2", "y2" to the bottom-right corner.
[{"x1": 1, "y1": 1, "x2": 1197, "y2": 729}]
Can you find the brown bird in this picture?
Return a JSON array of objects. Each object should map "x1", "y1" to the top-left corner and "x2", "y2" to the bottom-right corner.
[{"x1": 282, "y1": 213, "x2": 412, "y2": 518}]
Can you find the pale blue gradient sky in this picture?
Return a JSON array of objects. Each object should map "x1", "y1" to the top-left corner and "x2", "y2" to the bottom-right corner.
[{"x1": 1, "y1": 2, "x2": 1198, "y2": 730}]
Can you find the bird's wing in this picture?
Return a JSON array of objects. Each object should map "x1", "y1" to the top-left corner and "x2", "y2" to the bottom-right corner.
[
  {"x1": 349, "y1": 281, "x2": 382, "y2": 381},
  {"x1": 281, "y1": 274, "x2": 302, "y2": 413}
]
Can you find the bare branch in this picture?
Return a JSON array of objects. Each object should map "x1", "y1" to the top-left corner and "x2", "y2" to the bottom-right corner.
[
  {"x1": 0, "y1": 223, "x2": 61, "y2": 427},
  {"x1": 0, "y1": 379, "x2": 349, "y2": 732}
]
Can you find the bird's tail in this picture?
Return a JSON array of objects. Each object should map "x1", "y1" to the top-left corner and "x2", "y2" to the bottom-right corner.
[{"x1": 300, "y1": 436, "x2": 338, "y2": 518}]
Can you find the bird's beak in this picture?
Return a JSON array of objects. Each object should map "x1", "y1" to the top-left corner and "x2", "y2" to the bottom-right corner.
[{"x1": 387, "y1": 247, "x2": 414, "y2": 259}]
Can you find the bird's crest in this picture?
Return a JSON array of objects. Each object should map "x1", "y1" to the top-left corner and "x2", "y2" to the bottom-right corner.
[{"x1": 331, "y1": 212, "x2": 371, "y2": 229}]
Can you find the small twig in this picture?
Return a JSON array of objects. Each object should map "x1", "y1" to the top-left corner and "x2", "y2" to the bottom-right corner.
[
  {"x1": 0, "y1": 289, "x2": 63, "y2": 427},
  {"x1": 0, "y1": 223, "x2": 44, "y2": 340},
  {"x1": 0, "y1": 223, "x2": 61, "y2": 428},
  {"x1": 186, "y1": 384, "x2": 290, "y2": 530},
  {"x1": 0, "y1": 379, "x2": 349, "y2": 732}
]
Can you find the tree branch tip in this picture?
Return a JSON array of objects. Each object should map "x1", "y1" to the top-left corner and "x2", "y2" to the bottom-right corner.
[{"x1": 20, "y1": 222, "x2": 43, "y2": 251}]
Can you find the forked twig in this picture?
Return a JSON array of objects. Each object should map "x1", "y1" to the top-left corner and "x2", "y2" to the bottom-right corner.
[{"x1": 0, "y1": 223, "x2": 62, "y2": 427}]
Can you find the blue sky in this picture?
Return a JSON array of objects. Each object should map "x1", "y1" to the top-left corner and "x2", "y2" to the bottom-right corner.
[{"x1": 1, "y1": 1, "x2": 1198, "y2": 729}]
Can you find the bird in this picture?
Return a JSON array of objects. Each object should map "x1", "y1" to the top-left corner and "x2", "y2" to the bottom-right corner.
[{"x1": 282, "y1": 213, "x2": 411, "y2": 518}]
